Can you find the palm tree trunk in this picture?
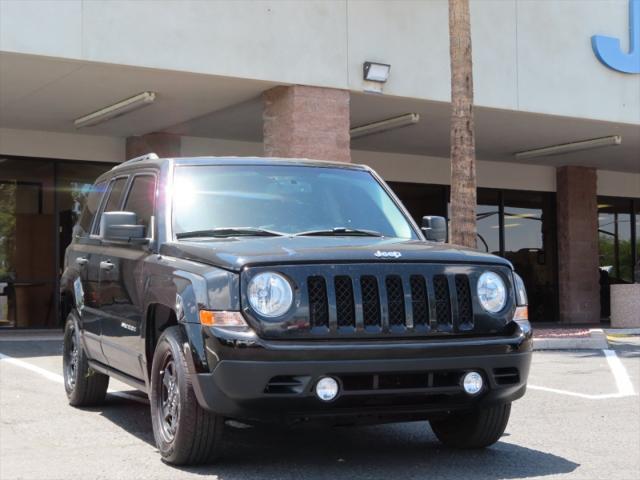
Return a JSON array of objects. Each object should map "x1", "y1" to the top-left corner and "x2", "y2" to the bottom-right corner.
[{"x1": 448, "y1": 0, "x2": 477, "y2": 248}]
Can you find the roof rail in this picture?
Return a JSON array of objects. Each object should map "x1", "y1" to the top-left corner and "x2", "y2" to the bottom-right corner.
[{"x1": 112, "y1": 152, "x2": 159, "y2": 170}]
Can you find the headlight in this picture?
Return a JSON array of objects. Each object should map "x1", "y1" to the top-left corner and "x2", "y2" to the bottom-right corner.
[
  {"x1": 477, "y1": 271, "x2": 507, "y2": 313},
  {"x1": 513, "y1": 272, "x2": 528, "y2": 306},
  {"x1": 247, "y1": 272, "x2": 293, "y2": 317}
]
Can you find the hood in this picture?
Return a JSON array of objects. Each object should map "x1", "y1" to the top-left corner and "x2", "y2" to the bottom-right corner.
[{"x1": 159, "y1": 236, "x2": 512, "y2": 272}]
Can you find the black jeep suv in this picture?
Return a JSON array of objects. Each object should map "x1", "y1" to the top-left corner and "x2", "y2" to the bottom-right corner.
[{"x1": 60, "y1": 155, "x2": 532, "y2": 465}]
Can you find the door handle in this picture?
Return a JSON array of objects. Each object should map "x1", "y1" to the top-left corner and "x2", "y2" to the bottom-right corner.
[
  {"x1": 75, "y1": 257, "x2": 89, "y2": 267},
  {"x1": 100, "y1": 260, "x2": 115, "y2": 271}
]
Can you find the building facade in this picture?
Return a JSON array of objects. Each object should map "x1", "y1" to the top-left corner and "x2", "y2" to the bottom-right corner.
[{"x1": 0, "y1": 0, "x2": 638, "y2": 328}]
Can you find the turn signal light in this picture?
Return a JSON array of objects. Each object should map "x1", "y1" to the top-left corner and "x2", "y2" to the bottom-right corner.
[
  {"x1": 513, "y1": 306, "x2": 528, "y2": 321},
  {"x1": 199, "y1": 310, "x2": 248, "y2": 328}
]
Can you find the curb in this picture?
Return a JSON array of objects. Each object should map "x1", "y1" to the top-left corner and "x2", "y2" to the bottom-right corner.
[
  {"x1": 604, "y1": 328, "x2": 640, "y2": 336},
  {"x1": 533, "y1": 328, "x2": 609, "y2": 351}
]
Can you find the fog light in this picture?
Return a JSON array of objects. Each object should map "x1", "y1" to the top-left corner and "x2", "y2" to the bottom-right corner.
[
  {"x1": 462, "y1": 371, "x2": 483, "y2": 395},
  {"x1": 315, "y1": 377, "x2": 339, "y2": 401}
]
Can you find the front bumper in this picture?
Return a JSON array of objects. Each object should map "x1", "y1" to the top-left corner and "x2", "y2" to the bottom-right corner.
[{"x1": 187, "y1": 324, "x2": 533, "y2": 425}]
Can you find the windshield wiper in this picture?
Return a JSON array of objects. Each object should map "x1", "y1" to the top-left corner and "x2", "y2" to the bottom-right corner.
[
  {"x1": 295, "y1": 227, "x2": 383, "y2": 237},
  {"x1": 176, "y1": 227, "x2": 285, "y2": 239}
]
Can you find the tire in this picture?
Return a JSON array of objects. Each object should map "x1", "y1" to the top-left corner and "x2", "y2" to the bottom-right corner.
[
  {"x1": 430, "y1": 403, "x2": 511, "y2": 449},
  {"x1": 63, "y1": 311, "x2": 109, "y2": 406},
  {"x1": 150, "y1": 326, "x2": 224, "y2": 465}
]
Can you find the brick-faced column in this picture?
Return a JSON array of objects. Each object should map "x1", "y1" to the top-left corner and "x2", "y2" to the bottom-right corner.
[
  {"x1": 263, "y1": 85, "x2": 351, "y2": 162},
  {"x1": 556, "y1": 166, "x2": 600, "y2": 324},
  {"x1": 125, "y1": 132, "x2": 181, "y2": 160}
]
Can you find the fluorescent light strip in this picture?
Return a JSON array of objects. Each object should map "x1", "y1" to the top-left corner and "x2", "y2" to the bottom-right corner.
[
  {"x1": 350, "y1": 113, "x2": 420, "y2": 139},
  {"x1": 74, "y1": 91, "x2": 156, "y2": 128},
  {"x1": 515, "y1": 135, "x2": 622, "y2": 160}
]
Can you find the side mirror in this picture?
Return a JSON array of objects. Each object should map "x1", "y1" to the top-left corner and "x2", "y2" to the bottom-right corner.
[
  {"x1": 421, "y1": 216, "x2": 447, "y2": 243},
  {"x1": 100, "y1": 211, "x2": 147, "y2": 243}
]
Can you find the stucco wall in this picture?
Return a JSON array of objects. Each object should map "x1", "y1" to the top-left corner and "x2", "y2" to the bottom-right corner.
[{"x1": 1, "y1": 0, "x2": 638, "y2": 124}]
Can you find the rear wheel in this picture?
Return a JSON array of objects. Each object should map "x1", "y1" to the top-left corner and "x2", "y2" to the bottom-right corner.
[
  {"x1": 63, "y1": 311, "x2": 109, "y2": 406},
  {"x1": 430, "y1": 403, "x2": 511, "y2": 449},
  {"x1": 150, "y1": 326, "x2": 224, "y2": 465}
]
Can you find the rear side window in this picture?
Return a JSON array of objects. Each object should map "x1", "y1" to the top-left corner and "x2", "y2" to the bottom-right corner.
[
  {"x1": 93, "y1": 177, "x2": 128, "y2": 234},
  {"x1": 76, "y1": 181, "x2": 107, "y2": 236},
  {"x1": 123, "y1": 175, "x2": 156, "y2": 234}
]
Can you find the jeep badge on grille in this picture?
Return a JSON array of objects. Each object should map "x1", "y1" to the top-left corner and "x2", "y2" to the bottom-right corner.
[{"x1": 374, "y1": 250, "x2": 402, "y2": 258}]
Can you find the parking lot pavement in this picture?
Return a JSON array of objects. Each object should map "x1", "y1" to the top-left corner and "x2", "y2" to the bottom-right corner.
[{"x1": 1, "y1": 337, "x2": 638, "y2": 480}]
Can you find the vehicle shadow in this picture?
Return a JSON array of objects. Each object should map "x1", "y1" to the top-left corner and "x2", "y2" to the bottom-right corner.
[{"x1": 98, "y1": 396, "x2": 579, "y2": 480}]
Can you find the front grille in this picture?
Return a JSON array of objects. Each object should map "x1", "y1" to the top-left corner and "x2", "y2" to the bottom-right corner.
[
  {"x1": 244, "y1": 263, "x2": 513, "y2": 339},
  {"x1": 306, "y1": 271, "x2": 474, "y2": 335}
]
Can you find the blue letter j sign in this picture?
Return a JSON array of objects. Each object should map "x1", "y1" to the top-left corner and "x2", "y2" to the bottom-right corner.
[{"x1": 592, "y1": 0, "x2": 640, "y2": 73}]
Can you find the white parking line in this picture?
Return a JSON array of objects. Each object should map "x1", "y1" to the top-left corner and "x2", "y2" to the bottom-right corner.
[
  {"x1": 528, "y1": 348, "x2": 637, "y2": 400},
  {"x1": 603, "y1": 348, "x2": 636, "y2": 396},
  {"x1": 0, "y1": 352, "x2": 149, "y2": 405}
]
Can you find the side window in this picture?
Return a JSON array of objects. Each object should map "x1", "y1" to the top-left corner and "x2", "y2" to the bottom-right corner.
[
  {"x1": 76, "y1": 181, "x2": 107, "y2": 237},
  {"x1": 93, "y1": 177, "x2": 128, "y2": 234},
  {"x1": 123, "y1": 175, "x2": 157, "y2": 234}
]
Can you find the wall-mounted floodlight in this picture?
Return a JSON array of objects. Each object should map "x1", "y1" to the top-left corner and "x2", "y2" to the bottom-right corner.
[
  {"x1": 350, "y1": 113, "x2": 420, "y2": 139},
  {"x1": 514, "y1": 135, "x2": 622, "y2": 160},
  {"x1": 363, "y1": 61, "x2": 391, "y2": 83},
  {"x1": 74, "y1": 91, "x2": 156, "y2": 128}
]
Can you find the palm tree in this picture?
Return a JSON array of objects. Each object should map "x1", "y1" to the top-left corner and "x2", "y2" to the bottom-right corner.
[{"x1": 448, "y1": 0, "x2": 477, "y2": 248}]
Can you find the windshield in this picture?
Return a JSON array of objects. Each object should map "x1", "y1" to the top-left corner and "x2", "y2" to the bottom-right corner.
[{"x1": 171, "y1": 164, "x2": 417, "y2": 239}]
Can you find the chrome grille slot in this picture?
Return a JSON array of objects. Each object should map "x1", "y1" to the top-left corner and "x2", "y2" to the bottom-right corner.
[
  {"x1": 433, "y1": 274, "x2": 452, "y2": 328},
  {"x1": 334, "y1": 275, "x2": 356, "y2": 328},
  {"x1": 409, "y1": 275, "x2": 429, "y2": 327},
  {"x1": 360, "y1": 275, "x2": 381, "y2": 328},
  {"x1": 308, "y1": 276, "x2": 329, "y2": 328},
  {"x1": 455, "y1": 274, "x2": 473, "y2": 329},
  {"x1": 385, "y1": 275, "x2": 405, "y2": 327}
]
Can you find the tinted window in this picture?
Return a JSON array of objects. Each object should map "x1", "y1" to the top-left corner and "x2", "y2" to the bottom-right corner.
[
  {"x1": 124, "y1": 175, "x2": 156, "y2": 233},
  {"x1": 76, "y1": 181, "x2": 107, "y2": 236},
  {"x1": 172, "y1": 165, "x2": 416, "y2": 239},
  {"x1": 93, "y1": 177, "x2": 128, "y2": 234}
]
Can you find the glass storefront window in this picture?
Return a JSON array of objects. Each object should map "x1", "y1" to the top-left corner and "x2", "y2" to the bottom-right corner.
[
  {"x1": 476, "y1": 190, "x2": 500, "y2": 255},
  {"x1": 633, "y1": 199, "x2": 640, "y2": 283},
  {"x1": 598, "y1": 198, "x2": 634, "y2": 284},
  {"x1": 0, "y1": 158, "x2": 55, "y2": 328},
  {"x1": 502, "y1": 190, "x2": 556, "y2": 323},
  {"x1": 0, "y1": 157, "x2": 114, "y2": 329}
]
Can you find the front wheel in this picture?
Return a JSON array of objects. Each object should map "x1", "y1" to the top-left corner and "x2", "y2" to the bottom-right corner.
[
  {"x1": 430, "y1": 403, "x2": 511, "y2": 449},
  {"x1": 150, "y1": 326, "x2": 224, "y2": 465}
]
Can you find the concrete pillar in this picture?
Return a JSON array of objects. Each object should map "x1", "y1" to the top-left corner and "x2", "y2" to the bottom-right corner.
[
  {"x1": 263, "y1": 85, "x2": 351, "y2": 162},
  {"x1": 556, "y1": 166, "x2": 601, "y2": 324},
  {"x1": 125, "y1": 132, "x2": 181, "y2": 160}
]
